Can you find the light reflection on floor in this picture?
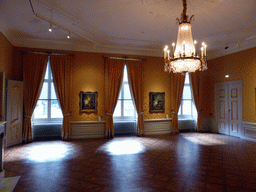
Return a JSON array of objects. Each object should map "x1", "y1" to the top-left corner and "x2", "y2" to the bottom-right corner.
[
  {"x1": 98, "y1": 139, "x2": 145, "y2": 155},
  {"x1": 182, "y1": 133, "x2": 227, "y2": 145},
  {"x1": 28, "y1": 143, "x2": 70, "y2": 162}
]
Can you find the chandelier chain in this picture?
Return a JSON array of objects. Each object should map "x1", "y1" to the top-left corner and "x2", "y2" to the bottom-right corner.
[{"x1": 183, "y1": 0, "x2": 187, "y2": 16}]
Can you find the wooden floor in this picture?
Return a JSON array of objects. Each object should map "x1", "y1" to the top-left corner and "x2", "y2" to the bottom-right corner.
[{"x1": 4, "y1": 133, "x2": 256, "y2": 192}]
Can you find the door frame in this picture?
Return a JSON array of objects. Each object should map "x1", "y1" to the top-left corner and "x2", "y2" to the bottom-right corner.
[{"x1": 214, "y1": 80, "x2": 243, "y2": 136}]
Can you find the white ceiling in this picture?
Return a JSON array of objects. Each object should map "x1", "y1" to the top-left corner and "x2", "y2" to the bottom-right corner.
[{"x1": 0, "y1": 0, "x2": 255, "y2": 59}]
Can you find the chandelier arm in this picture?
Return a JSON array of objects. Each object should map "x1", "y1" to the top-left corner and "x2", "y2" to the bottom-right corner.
[{"x1": 189, "y1": 15, "x2": 194, "y2": 23}]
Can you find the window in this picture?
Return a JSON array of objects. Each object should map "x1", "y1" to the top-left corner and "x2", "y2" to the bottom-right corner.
[
  {"x1": 178, "y1": 73, "x2": 197, "y2": 119},
  {"x1": 33, "y1": 59, "x2": 63, "y2": 124},
  {"x1": 113, "y1": 65, "x2": 137, "y2": 121}
]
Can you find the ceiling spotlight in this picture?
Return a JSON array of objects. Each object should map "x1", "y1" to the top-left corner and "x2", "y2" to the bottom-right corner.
[
  {"x1": 225, "y1": 43, "x2": 229, "y2": 49},
  {"x1": 49, "y1": 23, "x2": 53, "y2": 32},
  {"x1": 67, "y1": 32, "x2": 71, "y2": 39}
]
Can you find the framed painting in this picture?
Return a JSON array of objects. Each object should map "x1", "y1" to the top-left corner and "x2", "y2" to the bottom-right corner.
[
  {"x1": 80, "y1": 91, "x2": 98, "y2": 113},
  {"x1": 149, "y1": 92, "x2": 165, "y2": 113}
]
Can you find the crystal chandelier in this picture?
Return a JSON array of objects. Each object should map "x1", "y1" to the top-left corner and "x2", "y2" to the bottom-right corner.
[{"x1": 164, "y1": 0, "x2": 207, "y2": 73}]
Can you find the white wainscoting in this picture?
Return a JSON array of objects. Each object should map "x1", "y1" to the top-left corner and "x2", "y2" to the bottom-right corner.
[
  {"x1": 241, "y1": 122, "x2": 256, "y2": 142},
  {"x1": 71, "y1": 121, "x2": 105, "y2": 139},
  {"x1": 144, "y1": 119, "x2": 173, "y2": 135}
]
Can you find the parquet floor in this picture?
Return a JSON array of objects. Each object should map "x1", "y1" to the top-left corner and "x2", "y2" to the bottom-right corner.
[{"x1": 4, "y1": 133, "x2": 256, "y2": 192}]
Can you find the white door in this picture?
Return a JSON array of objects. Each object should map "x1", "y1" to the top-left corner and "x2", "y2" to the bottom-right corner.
[
  {"x1": 229, "y1": 82, "x2": 242, "y2": 137},
  {"x1": 215, "y1": 80, "x2": 242, "y2": 137},
  {"x1": 6, "y1": 80, "x2": 23, "y2": 147},
  {"x1": 216, "y1": 83, "x2": 229, "y2": 135}
]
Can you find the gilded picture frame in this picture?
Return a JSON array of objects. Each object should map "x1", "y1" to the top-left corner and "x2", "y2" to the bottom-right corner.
[
  {"x1": 80, "y1": 91, "x2": 98, "y2": 113},
  {"x1": 149, "y1": 92, "x2": 165, "y2": 113}
]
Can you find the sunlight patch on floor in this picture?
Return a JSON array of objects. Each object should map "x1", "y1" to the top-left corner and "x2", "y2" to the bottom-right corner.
[
  {"x1": 98, "y1": 139, "x2": 145, "y2": 155},
  {"x1": 28, "y1": 143, "x2": 70, "y2": 162},
  {"x1": 182, "y1": 133, "x2": 227, "y2": 145}
]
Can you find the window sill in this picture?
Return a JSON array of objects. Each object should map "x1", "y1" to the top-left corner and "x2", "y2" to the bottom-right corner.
[
  {"x1": 178, "y1": 118, "x2": 196, "y2": 121},
  {"x1": 113, "y1": 120, "x2": 137, "y2": 123},
  {"x1": 32, "y1": 122, "x2": 63, "y2": 126}
]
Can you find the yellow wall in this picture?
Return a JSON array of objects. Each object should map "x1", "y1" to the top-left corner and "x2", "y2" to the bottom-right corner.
[
  {"x1": 11, "y1": 35, "x2": 256, "y2": 123},
  {"x1": 13, "y1": 47, "x2": 172, "y2": 121},
  {"x1": 202, "y1": 47, "x2": 256, "y2": 122},
  {"x1": 71, "y1": 53, "x2": 172, "y2": 121},
  {"x1": 0, "y1": 33, "x2": 15, "y2": 80},
  {"x1": 71, "y1": 52, "x2": 105, "y2": 121},
  {"x1": 143, "y1": 57, "x2": 172, "y2": 119}
]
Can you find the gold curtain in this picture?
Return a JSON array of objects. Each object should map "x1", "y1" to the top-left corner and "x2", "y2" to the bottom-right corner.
[
  {"x1": 190, "y1": 72, "x2": 203, "y2": 131},
  {"x1": 50, "y1": 55, "x2": 72, "y2": 140},
  {"x1": 23, "y1": 53, "x2": 48, "y2": 143},
  {"x1": 126, "y1": 60, "x2": 144, "y2": 136},
  {"x1": 104, "y1": 58, "x2": 124, "y2": 138},
  {"x1": 171, "y1": 73, "x2": 185, "y2": 132}
]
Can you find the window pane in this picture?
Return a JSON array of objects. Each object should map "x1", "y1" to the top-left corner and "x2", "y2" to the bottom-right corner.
[
  {"x1": 123, "y1": 65, "x2": 128, "y2": 81},
  {"x1": 123, "y1": 84, "x2": 132, "y2": 99},
  {"x1": 124, "y1": 100, "x2": 135, "y2": 116},
  {"x1": 39, "y1": 82, "x2": 48, "y2": 99},
  {"x1": 51, "y1": 100, "x2": 63, "y2": 118},
  {"x1": 118, "y1": 87, "x2": 122, "y2": 100},
  {"x1": 51, "y1": 83, "x2": 57, "y2": 99},
  {"x1": 185, "y1": 73, "x2": 189, "y2": 84},
  {"x1": 44, "y1": 64, "x2": 49, "y2": 80},
  {"x1": 113, "y1": 100, "x2": 121, "y2": 117},
  {"x1": 178, "y1": 106, "x2": 181, "y2": 115},
  {"x1": 192, "y1": 103, "x2": 197, "y2": 118},
  {"x1": 183, "y1": 86, "x2": 192, "y2": 99},
  {"x1": 183, "y1": 100, "x2": 192, "y2": 115},
  {"x1": 34, "y1": 100, "x2": 48, "y2": 118}
]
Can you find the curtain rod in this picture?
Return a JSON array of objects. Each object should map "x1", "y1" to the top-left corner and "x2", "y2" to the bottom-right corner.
[
  {"x1": 107, "y1": 56, "x2": 144, "y2": 61},
  {"x1": 22, "y1": 51, "x2": 73, "y2": 56}
]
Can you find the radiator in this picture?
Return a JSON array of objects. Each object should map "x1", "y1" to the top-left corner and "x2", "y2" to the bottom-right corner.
[
  {"x1": 144, "y1": 119, "x2": 173, "y2": 135},
  {"x1": 178, "y1": 119, "x2": 196, "y2": 132},
  {"x1": 32, "y1": 124, "x2": 62, "y2": 139},
  {"x1": 71, "y1": 121, "x2": 105, "y2": 139},
  {"x1": 114, "y1": 121, "x2": 136, "y2": 136},
  {"x1": 241, "y1": 122, "x2": 256, "y2": 141}
]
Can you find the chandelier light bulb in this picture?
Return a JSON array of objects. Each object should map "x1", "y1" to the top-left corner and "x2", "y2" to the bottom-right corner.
[{"x1": 194, "y1": 40, "x2": 197, "y2": 44}]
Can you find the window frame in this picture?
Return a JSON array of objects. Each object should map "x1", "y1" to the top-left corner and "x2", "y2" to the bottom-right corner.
[
  {"x1": 32, "y1": 59, "x2": 63, "y2": 124},
  {"x1": 113, "y1": 65, "x2": 137, "y2": 122}
]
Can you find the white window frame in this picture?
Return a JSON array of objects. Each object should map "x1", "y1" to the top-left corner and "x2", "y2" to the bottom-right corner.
[
  {"x1": 32, "y1": 59, "x2": 63, "y2": 124},
  {"x1": 178, "y1": 73, "x2": 197, "y2": 120},
  {"x1": 113, "y1": 65, "x2": 137, "y2": 122}
]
